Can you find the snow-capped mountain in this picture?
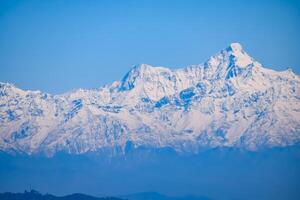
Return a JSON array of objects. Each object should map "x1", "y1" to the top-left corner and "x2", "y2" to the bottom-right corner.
[{"x1": 1, "y1": 43, "x2": 300, "y2": 156}]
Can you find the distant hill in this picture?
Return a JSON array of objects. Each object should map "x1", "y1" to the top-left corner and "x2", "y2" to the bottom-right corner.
[
  {"x1": 0, "y1": 190, "x2": 124, "y2": 200},
  {"x1": 121, "y1": 192, "x2": 212, "y2": 200}
]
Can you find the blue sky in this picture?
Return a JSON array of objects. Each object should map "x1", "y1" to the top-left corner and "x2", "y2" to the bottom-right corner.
[{"x1": 0, "y1": 0, "x2": 299, "y2": 94}]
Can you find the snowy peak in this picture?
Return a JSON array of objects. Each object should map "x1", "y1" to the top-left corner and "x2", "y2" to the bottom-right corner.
[
  {"x1": 0, "y1": 82, "x2": 16, "y2": 90},
  {"x1": 115, "y1": 43, "x2": 293, "y2": 103},
  {"x1": 119, "y1": 43, "x2": 255, "y2": 92},
  {"x1": 226, "y1": 42, "x2": 243, "y2": 52},
  {"x1": 120, "y1": 64, "x2": 173, "y2": 82},
  {"x1": 203, "y1": 43, "x2": 257, "y2": 81},
  {"x1": 223, "y1": 42, "x2": 254, "y2": 68},
  {"x1": 119, "y1": 64, "x2": 162, "y2": 91},
  {"x1": 118, "y1": 63, "x2": 178, "y2": 101},
  {"x1": 0, "y1": 82, "x2": 27, "y2": 96}
]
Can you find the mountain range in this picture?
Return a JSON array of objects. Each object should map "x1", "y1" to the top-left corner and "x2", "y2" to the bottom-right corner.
[{"x1": 1, "y1": 43, "x2": 299, "y2": 156}]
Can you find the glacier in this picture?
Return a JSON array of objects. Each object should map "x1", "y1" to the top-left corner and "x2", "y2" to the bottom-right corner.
[{"x1": 0, "y1": 42, "x2": 300, "y2": 156}]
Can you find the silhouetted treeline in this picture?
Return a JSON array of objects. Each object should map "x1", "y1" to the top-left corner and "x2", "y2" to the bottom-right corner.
[{"x1": 0, "y1": 190, "x2": 125, "y2": 200}]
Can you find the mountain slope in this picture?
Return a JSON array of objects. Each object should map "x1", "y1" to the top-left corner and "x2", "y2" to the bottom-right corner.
[{"x1": 0, "y1": 43, "x2": 299, "y2": 156}]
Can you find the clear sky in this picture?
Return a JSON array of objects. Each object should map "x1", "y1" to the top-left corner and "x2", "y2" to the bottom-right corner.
[{"x1": 0, "y1": 0, "x2": 299, "y2": 94}]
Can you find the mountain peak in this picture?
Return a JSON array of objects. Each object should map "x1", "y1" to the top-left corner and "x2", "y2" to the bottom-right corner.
[
  {"x1": 0, "y1": 82, "x2": 15, "y2": 88},
  {"x1": 119, "y1": 64, "x2": 153, "y2": 90},
  {"x1": 119, "y1": 64, "x2": 173, "y2": 92},
  {"x1": 227, "y1": 42, "x2": 243, "y2": 52},
  {"x1": 135, "y1": 63, "x2": 152, "y2": 70},
  {"x1": 222, "y1": 42, "x2": 254, "y2": 69},
  {"x1": 128, "y1": 63, "x2": 155, "y2": 76},
  {"x1": 0, "y1": 82, "x2": 26, "y2": 96}
]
